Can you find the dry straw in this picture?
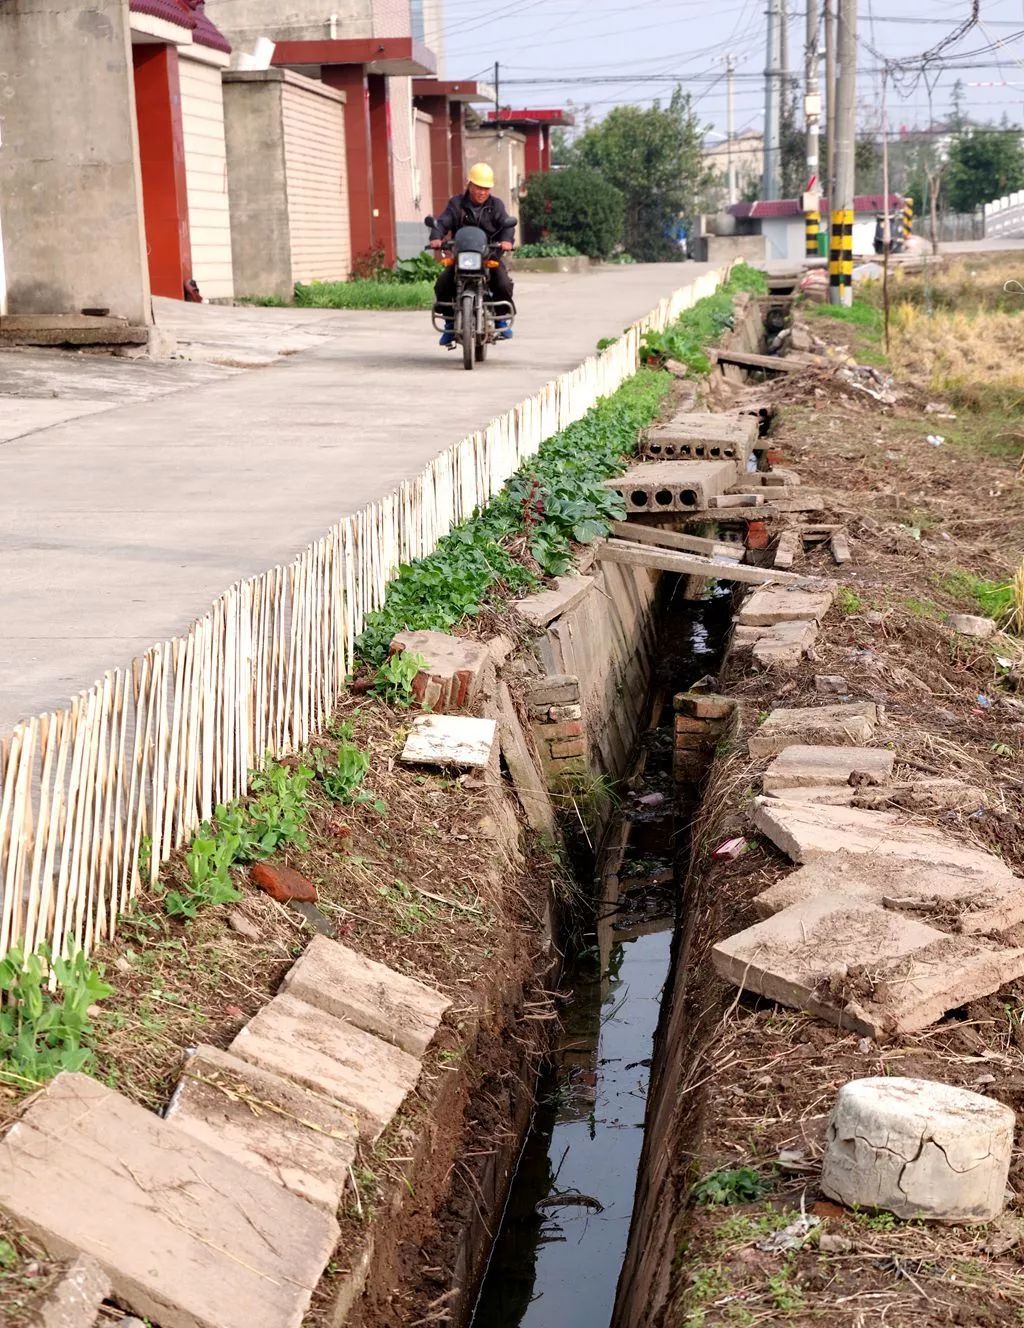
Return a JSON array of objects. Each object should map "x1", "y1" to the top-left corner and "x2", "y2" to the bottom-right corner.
[{"x1": 0, "y1": 269, "x2": 728, "y2": 964}]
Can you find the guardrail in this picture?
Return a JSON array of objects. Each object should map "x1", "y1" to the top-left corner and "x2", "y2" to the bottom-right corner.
[
  {"x1": 0, "y1": 266, "x2": 729, "y2": 964},
  {"x1": 984, "y1": 191, "x2": 1024, "y2": 239}
]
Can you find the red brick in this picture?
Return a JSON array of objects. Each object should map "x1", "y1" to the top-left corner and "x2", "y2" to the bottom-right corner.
[
  {"x1": 746, "y1": 520, "x2": 770, "y2": 551},
  {"x1": 674, "y1": 732, "x2": 718, "y2": 752},
  {"x1": 546, "y1": 719, "x2": 584, "y2": 741},
  {"x1": 550, "y1": 738, "x2": 586, "y2": 759},
  {"x1": 674, "y1": 692, "x2": 736, "y2": 720},
  {"x1": 765, "y1": 447, "x2": 784, "y2": 466},
  {"x1": 250, "y1": 863, "x2": 317, "y2": 904}
]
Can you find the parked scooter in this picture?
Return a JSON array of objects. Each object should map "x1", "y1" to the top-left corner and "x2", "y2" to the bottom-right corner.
[{"x1": 425, "y1": 217, "x2": 516, "y2": 370}]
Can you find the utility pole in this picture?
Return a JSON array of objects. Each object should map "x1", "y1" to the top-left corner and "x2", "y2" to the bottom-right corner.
[
  {"x1": 494, "y1": 60, "x2": 500, "y2": 117},
  {"x1": 824, "y1": 0, "x2": 836, "y2": 202},
  {"x1": 829, "y1": 0, "x2": 856, "y2": 305},
  {"x1": 804, "y1": 0, "x2": 821, "y2": 255},
  {"x1": 726, "y1": 54, "x2": 737, "y2": 203},
  {"x1": 763, "y1": 0, "x2": 781, "y2": 199}
]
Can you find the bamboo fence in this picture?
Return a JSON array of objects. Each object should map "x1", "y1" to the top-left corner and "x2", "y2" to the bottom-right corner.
[{"x1": 0, "y1": 268, "x2": 727, "y2": 964}]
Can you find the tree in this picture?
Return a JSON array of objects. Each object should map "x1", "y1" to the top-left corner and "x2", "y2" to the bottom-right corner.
[
  {"x1": 571, "y1": 88, "x2": 713, "y2": 261},
  {"x1": 854, "y1": 135, "x2": 881, "y2": 195},
  {"x1": 519, "y1": 166, "x2": 624, "y2": 259},
  {"x1": 780, "y1": 93, "x2": 808, "y2": 199},
  {"x1": 945, "y1": 127, "x2": 1024, "y2": 212}
]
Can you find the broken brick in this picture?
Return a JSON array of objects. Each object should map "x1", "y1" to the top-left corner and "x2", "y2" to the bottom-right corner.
[
  {"x1": 550, "y1": 738, "x2": 586, "y2": 759},
  {"x1": 746, "y1": 520, "x2": 770, "y2": 550},
  {"x1": 250, "y1": 863, "x2": 317, "y2": 904},
  {"x1": 674, "y1": 693, "x2": 736, "y2": 720},
  {"x1": 546, "y1": 719, "x2": 584, "y2": 741}
]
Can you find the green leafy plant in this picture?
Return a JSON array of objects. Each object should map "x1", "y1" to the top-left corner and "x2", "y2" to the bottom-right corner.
[
  {"x1": 515, "y1": 241, "x2": 582, "y2": 258},
  {"x1": 313, "y1": 724, "x2": 385, "y2": 811},
  {"x1": 836, "y1": 586, "x2": 863, "y2": 614},
  {"x1": 372, "y1": 650, "x2": 428, "y2": 707},
  {"x1": 0, "y1": 942, "x2": 112, "y2": 1084},
  {"x1": 691, "y1": 1166, "x2": 770, "y2": 1206},
  {"x1": 164, "y1": 759, "x2": 313, "y2": 919},
  {"x1": 294, "y1": 279, "x2": 435, "y2": 311}
]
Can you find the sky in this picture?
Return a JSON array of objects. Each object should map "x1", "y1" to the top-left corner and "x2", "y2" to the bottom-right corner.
[{"x1": 435, "y1": 0, "x2": 1024, "y2": 144}]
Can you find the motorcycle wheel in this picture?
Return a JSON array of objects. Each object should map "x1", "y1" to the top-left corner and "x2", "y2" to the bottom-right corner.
[
  {"x1": 461, "y1": 293, "x2": 475, "y2": 371},
  {"x1": 475, "y1": 335, "x2": 487, "y2": 363}
]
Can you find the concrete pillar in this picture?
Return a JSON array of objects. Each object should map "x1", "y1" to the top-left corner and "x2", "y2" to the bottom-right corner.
[
  {"x1": 417, "y1": 94, "x2": 452, "y2": 215},
  {"x1": 523, "y1": 126, "x2": 543, "y2": 178},
  {"x1": 132, "y1": 44, "x2": 193, "y2": 300},
  {"x1": 0, "y1": 0, "x2": 151, "y2": 323},
  {"x1": 540, "y1": 126, "x2": 551, "y2": 173},
  {"x1": 368, "y1": 76, "x2": 397, "y2": 266},
  {"x1": 448, "y1": 103, "x2": 466, "y2": 194},
  {"x1": 324, "y1": 65, "x2": 376, "y2": 263}
]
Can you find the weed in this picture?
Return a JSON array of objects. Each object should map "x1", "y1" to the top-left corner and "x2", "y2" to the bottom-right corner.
[
  {"x1": 641, "y1": 263, "x2": 767, "y2": 373},
  {"x1": 904, "y1": 596, "x2": 938, "y2": 618},
  {"x1": 138, "y1": 833, "x2": 152, "y2": 883},
  {"x1": 684, "y1": 1265, "x2": 731, "y2": 1325},
  {"x1": 597, "y1": 335, "x2": 619, "y2": 349},
  {"x1": 0, "y1": 942, "x2": 112, "y2": 1084},
  {"x1": 767, "y1": 1257, "x2": 805, "y2": 1312},
  {"x1": 836, "y1": 586, "x2": 863, "y2": 614},
  {"x1": 377, "y1": 880, "x2": 434, "y2": 934},
  {"x1": 692, "y1": 1166, "x2": 770, "y2": 1206},
  {"x1": 852, "y1": 1207, "x2": 897, "y2": 1231},
  {"x1": 716, "y1": 1209, "x2": 794, "y2": 1244},
  {"x1": 372, "y1": 650, "x2": 428, "y2": 708},
  {"x1": 164, "y1": 759, "x2": 313, "y2": 919},
  {"x1": 312, "y1": 723, "x2": 385, "y2": 811}
]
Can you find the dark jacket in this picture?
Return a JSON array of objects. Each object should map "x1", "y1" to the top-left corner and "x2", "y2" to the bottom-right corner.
[{"x1": 430, "y1": 192, "x2": 517, "y2": 245}]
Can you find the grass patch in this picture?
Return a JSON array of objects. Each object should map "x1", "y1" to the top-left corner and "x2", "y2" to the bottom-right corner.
[
  {"x1": 294, "y1": 280, "x2": 435, "y2": 310},
  {"x1": 939, "y1": 569, "x2": 1014, "y2": 622},
  {"x1": 836, "y1": 586, "x2": 863, "y2": 614},
  {"x1": 640, "y1": 262, "x2": 768, "y2": 374},
  {"x1": 806, "y1": 299, "x2": 888, "y2": 365}
]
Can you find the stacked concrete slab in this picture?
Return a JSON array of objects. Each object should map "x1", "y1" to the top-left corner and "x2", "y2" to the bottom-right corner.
[
  {"x1": 731, "y1": 585, "x2": 836, "y2": 670},
  {"x1": 641, "y1": 411, "x2": 758, "y2": 463},
  {"x1": 0, "y1": 936, "x2": 451, "y2": 1328},
  {"x1": 712, "y1": 701, "x2": 1024, "y2": 1037}
]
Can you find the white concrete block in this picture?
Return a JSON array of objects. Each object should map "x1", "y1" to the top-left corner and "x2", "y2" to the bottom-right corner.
[
  {"x1": 822, "y1": 1077, "x2": 1015, "y2": 1222},
  {"x1": 400, "y1": 715, "x2": 496, "y2": 768}
]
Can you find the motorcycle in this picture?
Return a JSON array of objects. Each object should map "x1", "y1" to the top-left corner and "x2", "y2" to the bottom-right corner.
[{"x1": 425, "y1": 217, "x2": 516, "y2": 371}]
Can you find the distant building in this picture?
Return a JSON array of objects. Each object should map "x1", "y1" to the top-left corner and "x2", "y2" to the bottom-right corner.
[
  {"x1": 727, "y1": 194, "x2": 905, "y2": 260},
  {"x1": 702, "y1": 132, "x2": 763, "y2": 210}
]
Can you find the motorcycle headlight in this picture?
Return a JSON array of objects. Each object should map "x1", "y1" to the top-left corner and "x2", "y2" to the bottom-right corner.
[{"x1": 457, "y1": 251, "x2": 483, "y2": 271}]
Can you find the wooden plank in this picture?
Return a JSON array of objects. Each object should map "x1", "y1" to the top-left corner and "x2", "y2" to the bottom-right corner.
[
  {"x1": 711, "y1": 348, "x2": 809, "y2": 374},
  {"x1": 596, "y1": 538, "x2": 828, "y2": 587},
  {"x1": 609, "y1": 522, "x2": 741, "y2": 562}
]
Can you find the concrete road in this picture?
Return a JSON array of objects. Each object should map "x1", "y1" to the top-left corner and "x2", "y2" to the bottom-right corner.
[{"x1": 0, "y1": 262, "x2": 710, "y2": 732}]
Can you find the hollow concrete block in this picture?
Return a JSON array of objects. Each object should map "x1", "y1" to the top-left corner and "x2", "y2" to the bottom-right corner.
[
  {"x1": 604, "y1": 460, "x2": 737, "y2": 514},
  {"x1": 821, "y1": 1077, "x2": 1015, "y2": 1222}
]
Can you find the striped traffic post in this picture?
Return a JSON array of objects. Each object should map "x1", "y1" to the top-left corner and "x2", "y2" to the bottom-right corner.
[
  {"x1": 828, "y1": 208, "x2": 853, "y2": 306},
  {"x1": 902, "y1": 195, "x2": 914, "y2": 243},
  {"x1": 805, "y1": 206, "x2": 820, "y2": 257}
]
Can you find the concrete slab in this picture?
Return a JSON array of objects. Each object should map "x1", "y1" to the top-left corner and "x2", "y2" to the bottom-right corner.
[
  {"x1": 751, "y1": 796, "x2": 1017, "y2": 876},
  {"x1": 753, "y1": 850, "x2": 1024, "y2": 935},
  {"x1": 514, "y1": 575, "x2": 593, "y2": 627},
  {"x1": 737, "y1": 586, "x2": 834, "y2": 626},
  {"x1": 165, "y1": 1044, "x2": 359, "y2": 1214},
  {"x1": 852, "y1": 778, "x2": 988, "y2": 813},
  {"x1": 494, "y1": 679, "x2": 558, "y2": 841},
  {"x1": 763, "y1": 784, "x2": 860, "y2": 805},
  {"x1": 605, "y1": 459, "x2": 737, "y2": 514},
  {"x1": 751, "y1": 618, "x2": 819, "y2": 668},
  {"x1": 643, "y1": 412, "x2": 758, "y2": 462},
  {"x1": 280, "y1": 934, "x2": 451, "y2": 1057},
  {"x1": 230, "y1": 992, "x2": 422, "y2": 1141},
  {"x1": 763, "y1": 745, "x2": 895, "y2": 792},
  {"x1": 712, "y1": 892, "x2": 1024, "y2": 1036},
  {"x1": 0, "y1": 1073, "x2": 337, "y2": 1328},
  {"x1": 400, "y1": 715, "x2": 497, "y2": 768},
  {"x1": 747, "y1": 702, "x2": 878, "y2": 758}
]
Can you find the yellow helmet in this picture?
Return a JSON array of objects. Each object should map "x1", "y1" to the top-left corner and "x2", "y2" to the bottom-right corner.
[{"x1": 467, "y1": 162, "x2": 495, "y2": 189}]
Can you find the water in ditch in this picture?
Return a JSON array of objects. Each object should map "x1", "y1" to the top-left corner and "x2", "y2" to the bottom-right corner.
[{"x1": 469, "y1": 576, "x2": 732, "y2": 1328}]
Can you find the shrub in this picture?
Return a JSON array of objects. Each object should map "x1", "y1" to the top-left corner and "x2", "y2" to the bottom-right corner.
[
  {"x1": 520, "y1": 165, "x2": 624, "y2": 260},
  {"x1": 515, "y1": 242, "x2": 582, "y2": 259}
]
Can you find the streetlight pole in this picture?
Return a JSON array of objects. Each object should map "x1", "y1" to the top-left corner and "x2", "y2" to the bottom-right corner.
[
  {"x1": 828, "y1": 0, "x2": 856, "y2": 305},
  {"x1": 727, "y1": 54, "x2": 737, "y2": 203},
  {"x1": 763, "y1": 0, "x2": 782, "y2": 199}
]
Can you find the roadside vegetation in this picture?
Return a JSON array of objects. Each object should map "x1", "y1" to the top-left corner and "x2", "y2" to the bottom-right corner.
[{"x1": 355, "y1": 262, "x2": 767, "y2": 663}]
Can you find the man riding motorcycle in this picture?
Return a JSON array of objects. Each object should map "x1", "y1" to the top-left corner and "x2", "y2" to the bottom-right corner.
[{"x1": 429, "y1": 163, "x2": 516, "y2": 345}]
